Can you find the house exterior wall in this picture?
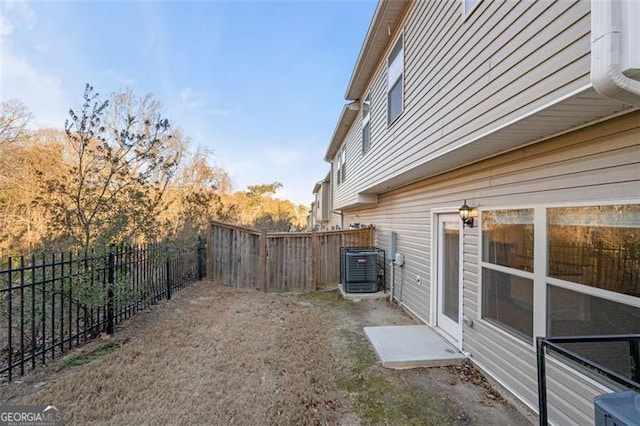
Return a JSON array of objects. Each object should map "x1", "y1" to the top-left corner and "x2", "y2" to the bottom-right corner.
[
  {"x1": 312, "y1": 181, "x2": 342, "y2": 230},
  {"x1": 319, "y1": 181, "x2": 330, "y2": 222},
  {"x1": 334, "y1": 0, "x2": 593, "y2": 210},
  {"x1": 342, "y1": 111, "x2": 640, "y2": 424},
  {"x1": 309, "y1": 201, "x2": 318, "y2": 230}
]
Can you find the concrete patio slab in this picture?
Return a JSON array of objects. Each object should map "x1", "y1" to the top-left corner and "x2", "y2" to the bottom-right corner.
[{"x1": 364, "y1": 325, "x2": 466, "y2": 369}]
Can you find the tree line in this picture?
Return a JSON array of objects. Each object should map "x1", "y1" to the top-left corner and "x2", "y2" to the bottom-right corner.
[{"x1": 0, "y1": 85, "x2": 308, "y2": 256}]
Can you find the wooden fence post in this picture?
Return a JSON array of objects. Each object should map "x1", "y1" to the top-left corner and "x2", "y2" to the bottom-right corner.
[
  {"x1": 259, "y1": 231, "x2": 267, "y2": 292},
  {"x1": 311, "y1": 231, "x2": 318, "y2": 292}
]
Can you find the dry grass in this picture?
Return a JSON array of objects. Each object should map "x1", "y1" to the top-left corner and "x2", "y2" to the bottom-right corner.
[
  {"x1": 4, "y1": 281, "x2": 534, "y2": 425},
  {"x1": 11, "y1": 284, "x2": 343, "y2": 425}
]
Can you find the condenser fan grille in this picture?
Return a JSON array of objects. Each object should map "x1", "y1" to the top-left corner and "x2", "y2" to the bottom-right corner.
[{"x1": 342, "y1": 250, "x2": 378, "y2": 293}]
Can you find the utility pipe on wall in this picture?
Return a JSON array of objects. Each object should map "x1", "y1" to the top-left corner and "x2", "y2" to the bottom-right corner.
[
  {"x1": 591, "y1": 0, "x2": 640, "y2": 107},
  {"x1": 390, "y1": 262, "x2": 395, "y2": 302}
]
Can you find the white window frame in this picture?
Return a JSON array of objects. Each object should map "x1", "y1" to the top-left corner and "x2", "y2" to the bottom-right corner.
[
  {"x1": 545, "y1": 203, "x2": 640, "y2": 312},
  {"x1": 387, "y1": 33, "x2": 404, "y2": 125},
  {"x1": 336, "y1": 146, "x2": 346, "y2": 185},
  {"x1": 462, "y1": 0, "x2": 480, "y2": 19},
  {"x1": 362, "y1": 95, "x2": 371, "y2": 153},
  {"x1": 479, "y1": 207, "x2": 536, "y2": 345},
  {"x1": 477, "y1": 200, "x2": 640, "y2": 348}
]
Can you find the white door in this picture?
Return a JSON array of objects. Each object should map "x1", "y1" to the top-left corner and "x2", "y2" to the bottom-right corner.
[{"x1": 437, "y1": 214, "x2": 463, "y2": 346}]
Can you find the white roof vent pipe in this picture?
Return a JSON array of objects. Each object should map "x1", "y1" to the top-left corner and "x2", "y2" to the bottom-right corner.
[{"x1": 591, "y1": 0, "x2": 640, "y2": 108}]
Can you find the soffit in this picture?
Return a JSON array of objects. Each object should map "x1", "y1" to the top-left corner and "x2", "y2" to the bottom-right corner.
[
  {"x1": 324, "y1": 106, "x2": 359, "y2": 162},
  {"x1": 345, "y1": 0, "x2": 411, "y2": 101},
  {"x1": 359, "y1": 88, "x2": 637, "y2": 195},
  {"x1": 324, "y1": 0, "x2": 410, "y2": 163}
]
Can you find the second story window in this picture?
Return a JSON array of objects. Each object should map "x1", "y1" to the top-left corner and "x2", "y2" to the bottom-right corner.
[
  {"x1": 387, "y1": 34, "x2": 404, "y2": 124},
  {"x1": 336, "y1": 146, "x2": 346, "y2": 185},
  {"x1": 362, "y1": 95, "x2": 371, "y2": 153}
]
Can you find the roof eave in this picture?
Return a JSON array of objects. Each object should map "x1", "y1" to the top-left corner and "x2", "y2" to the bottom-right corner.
[
  {"x1": 344, "y1": 0, "x2": 411, "y2": 101},
  {"x1": 323, "y1": 105, "x2": 360, "y2": 162}
]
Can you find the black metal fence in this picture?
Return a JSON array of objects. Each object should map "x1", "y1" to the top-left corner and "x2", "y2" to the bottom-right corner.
[
  {"x1": 536, "y1": 335, "x2": 640, "y2": 425},
  {"x1": 548, "y1": 242, "x2": 640, "y2": 297},
  {"x1": 1, "y1": 239, "x2": 207, "y2": 382}
]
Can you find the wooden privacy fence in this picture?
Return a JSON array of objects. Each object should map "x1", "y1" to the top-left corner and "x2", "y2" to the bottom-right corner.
[{"x1": 206, "y1": 221, "x2": 375, "y2": 292}]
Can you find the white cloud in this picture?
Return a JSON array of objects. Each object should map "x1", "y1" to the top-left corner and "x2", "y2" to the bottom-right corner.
[
  {"x1": 2, "y1": 49, "x2": 67, "y2": 128},
  {"x1": 180, "y1": 87, "x2": 194, "y2": 101},
  {"x1": 0, "y1": 13, "x2": 14, "y2": 37},
  {"x1": 262, "y1": 147, "x2": 301, "y2": 168},
  {"x1": 0, "y1": 2, "x2": 67, "y2": 128},
  {"x1": 4, "y1": 1, "x2": 36, "y2": 28},
  {"x1": 103, "y1": 69, "x2": 137, "y2": 87},
  {"x1": 215, "y1": 145, "x2": 322, "y2": 206},
  {"x1": 181, "y1": 87, "x2": 208, "y2": 109},
  {"x1": 206, "y1": 108, "x2": 229, "y2": 116},
  {"x1": 180, "y1": 86, "x2": 230, "y2": 116}
]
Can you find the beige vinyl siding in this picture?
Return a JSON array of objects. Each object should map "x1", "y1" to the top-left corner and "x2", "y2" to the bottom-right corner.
[
  {"x1": 319, "y1": 182, "x2": 330, "y2": 222},
  {"x1": 333, "y1": 121, "x2": 362, "y2": 209},
  {"x1": 346, "y1": 189, "x2": 433, "y2": 321},
  {"x1": 334, "y1": 0, "x2": 593, "y2": 210},
  {"x1": 342, "y1": 111, "x2": 640, "y2": 424}
]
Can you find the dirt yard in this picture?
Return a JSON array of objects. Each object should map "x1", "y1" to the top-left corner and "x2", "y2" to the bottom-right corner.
[{"x1": 1, "y1": 281, "x2": 535, "y2": 425}]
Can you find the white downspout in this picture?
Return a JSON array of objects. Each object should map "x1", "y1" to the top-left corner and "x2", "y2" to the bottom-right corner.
[{"x1": 591, "y1": 0, "x2": 640, "y2": 108}]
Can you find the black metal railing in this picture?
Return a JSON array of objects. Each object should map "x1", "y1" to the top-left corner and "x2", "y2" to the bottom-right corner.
[
  {"x1": 536, "y1": 335, "x2": 640, "y2": 425},
  {"x1": 1, "y1": 239, "x2": 207, "y2": 383}
]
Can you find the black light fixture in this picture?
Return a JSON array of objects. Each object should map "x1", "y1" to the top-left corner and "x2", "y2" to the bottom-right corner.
[{"x1": 459, "y1": 200, "x2": 474, "y2": 228}]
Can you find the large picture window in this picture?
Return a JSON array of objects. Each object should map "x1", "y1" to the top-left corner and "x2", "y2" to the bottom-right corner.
[
  {"x1": 546, "y1": 204, "x2": 640, "y2": 376},
  {"x1": 481, "y1": 209, "x2": 534, "y2": 342},
  {"x1": 547, "y1": 285, "x2": 640, "y2": 378},
  {"x1": 547, "y1": 205, "x2": 640, "y2": 297},
  {"x1": 480, "y1": 203, "x2": 640, "y2": 353}
]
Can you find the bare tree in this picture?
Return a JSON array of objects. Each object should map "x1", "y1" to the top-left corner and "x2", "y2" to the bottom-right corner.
[
  {"x1": 0, "y1": 99, "x2": 33, "y2": 145},
  {"x1": 160, "y1": 147, "x2": 231, "y2": 239},
  {"x1": 41, "y1": 84, "x2": 184, "y2": 251}
]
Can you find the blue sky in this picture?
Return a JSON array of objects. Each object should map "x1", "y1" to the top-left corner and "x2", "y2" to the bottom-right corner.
[{"x1": 1, "y1": 0, "x2": 377, "y2": 206}]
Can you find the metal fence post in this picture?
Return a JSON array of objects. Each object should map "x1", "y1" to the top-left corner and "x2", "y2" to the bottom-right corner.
[
  {"x1": 7, "y1": 257, "x2": 13, "y2": 382},
  {"x1": 536, "y1": 337, "x2": 548, "y2": 426},
  {"x1": 631, "y1": 339, "x2": 640, "y2": 383},
  {"x1": 107, "y1": 245, "x2": 115, "y2": 335},
  {"x1": 166, "y1": 246, "x2": 172, "y2": 300},
  {"x1": 197, "y1": 236, "x2": 205, "y2": 280}
]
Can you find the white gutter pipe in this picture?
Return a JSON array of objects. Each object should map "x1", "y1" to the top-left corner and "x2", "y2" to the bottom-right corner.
[{"x1": 591, "y1": 0, "x2": 640, "y2": 108}]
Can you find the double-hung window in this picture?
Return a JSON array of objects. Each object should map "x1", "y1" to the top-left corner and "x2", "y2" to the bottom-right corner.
[
  {"x1": 362, "y1": 95, "x2": 371, "y2": 153},
  {"x1": 481, "y1": 209, "x2": 535, "y2": 343},
  {"x1": 387, "y1": 35, "x2": 403, "y2": 124},
  {"x1": 336, "y1": 147, "x2": 346, "y2": 185}
]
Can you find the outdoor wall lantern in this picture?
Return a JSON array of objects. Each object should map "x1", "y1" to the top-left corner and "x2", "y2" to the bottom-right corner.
[{"x1": 459, "y1": 200, "x2": 474, "y2": 228}]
